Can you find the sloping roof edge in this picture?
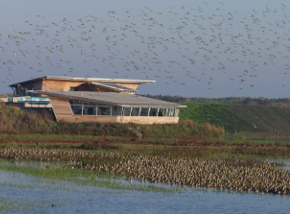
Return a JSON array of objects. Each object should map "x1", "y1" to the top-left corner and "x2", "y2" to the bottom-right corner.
[
  {"x1": 30, "y1": 90, "x2": 187, "y2": 108},
  {"x1": 9, "y1": 76, "x2": 156, "y2": 87}
]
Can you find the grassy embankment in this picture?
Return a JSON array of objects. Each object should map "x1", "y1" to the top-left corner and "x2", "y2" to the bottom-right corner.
[{"x1": 180, "y1": 102, "x2": 290, "y2": 134}]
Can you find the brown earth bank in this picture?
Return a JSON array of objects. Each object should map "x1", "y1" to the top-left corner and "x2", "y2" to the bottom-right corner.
[
  {"x1": 1, "y1": 138, "x2": 290, "y2": 148},
  {"x1": 0, "y1": 147, "x2": 289, "y2": 195}
]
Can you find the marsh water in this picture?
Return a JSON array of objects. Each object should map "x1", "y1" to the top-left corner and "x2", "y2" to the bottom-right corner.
[{"x1": 0, "y1": 160, "x2": 289, "y2": 214}]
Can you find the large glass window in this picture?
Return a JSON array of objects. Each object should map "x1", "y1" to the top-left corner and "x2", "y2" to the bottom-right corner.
[
  {"x1": 158, "y1": 108, "x2": 166, "y2": 117},
  {"x1": 71, "y1": 106, "x2": 82, "y2": 115},
  {"x1": 131, "y1": 107, "x2": 140, "y2": 116},
  {"x1": 69, "y1": 99, "x2": 180, "y2": 118},
  {"x1": 70, "y1": 100, "x2": 112, "y2": 116},
  {"x1": 112, "y1": 106, "x2": 121, "y2": 116},
  {"x1": 83, "y1": 106, "x2": 96, "y2": 115},
  {"x1": 175, "y1": 109, "x2": 180, "y2": 117},
  {"x1": 140, "y1": 108, "x2": 149, "y2": 116},
  {"x1": 149, "y1": 108, "x2": 158, "y2": 116},
  {"x1": 166, "y1": 108, "x2": 175, "y2": 117},
  {"x1": 123, "y1": 107, "x2": 131, "y2": 116},
  {"x1": 98, "y1": 106, "x2": 111, "y2": 115}
]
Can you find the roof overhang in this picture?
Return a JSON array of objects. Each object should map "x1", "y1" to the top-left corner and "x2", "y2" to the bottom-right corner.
[
  {"x1": 30, "y1": 90, "x2": 187, "y2": 108},
  {"x1": 9, "y1": 76, "x2": 156, "y2": 87}
]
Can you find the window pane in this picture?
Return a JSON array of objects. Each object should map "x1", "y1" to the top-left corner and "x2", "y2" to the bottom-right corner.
[
  {"x1": 131, "y1": 107, "x2": 140, "y2": 116},
  {"x1": 158, "y1": 108, "x2": 166, "y2": 117},
  {"x1": 71, "y1": 106, "x2": 82, "y2": 115},
  {"x1": 166, "y1": 108, "x2": 175, "y2": 117},
  {"x1": 112, "y1": 106, "x2": 121, "y2": 116},
  {"x1": 83, "y1": 106, "x2": 96, "y2": 115},
  {"x1": 175, "y1": 109, "x2": 180, "y2": 117},
  {"x1": 123, "y1": 107, "x2": 131, "y2": 116},
  {"x1": 149, "y1": 108, "x2": 158, "y2": 116},
  {"x1": 98, "y1": 106, "x2": 111, "y2": 115},
  {"x1": 140, "y1": 108, "x2": 149, "y2": 116},
  {"x1": 106, "y1": 107, "x2": 111, "y2": 115}
]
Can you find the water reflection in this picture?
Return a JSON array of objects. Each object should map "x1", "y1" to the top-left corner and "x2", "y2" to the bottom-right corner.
[
  {"x1": 267, "y1": 159, "x2": 290, "y2": 171},
  {"x1": 0, "y1": 160, "x2": 289, "y2": 214}
]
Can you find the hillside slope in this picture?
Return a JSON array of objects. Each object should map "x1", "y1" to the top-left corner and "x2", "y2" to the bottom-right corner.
[{"x1": 179, "y1": 103, "x2": 290, "y2": 133}]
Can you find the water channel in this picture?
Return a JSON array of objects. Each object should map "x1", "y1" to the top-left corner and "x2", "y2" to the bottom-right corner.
[{"x1": 0, "y1": 160, "x2": 289, "y2": 214}]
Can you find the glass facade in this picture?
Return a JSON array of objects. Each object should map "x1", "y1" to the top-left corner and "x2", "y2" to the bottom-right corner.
[
  {"x1": 149, "y1": 108, "x2": 158, "y2": 116},
  {"x1": 131, "y1": 107, "x2": 140, "y2": 116},
  {"x1": 140, "y1": 108, "x2": 149, "y2": 116},
  {"x1": 112, "y1": 106, "x2": 121, "y2": 116},
  {"x1": 69, "y1": 100, "x2": 179, "y2": 117},
  {"x1": 122, "y1": 107, "x2": 131, "y2": 116},
  {"x1": 166, "y1": 108, "x2": 176, "y2": 117},
  {"x1": 71, "y1": 106, "x2": 82, "y2": 115},
  {"x1": 158, "y1": 108, "x2": 166, "y2": 117},
  {"x1": 98, "y1": 106, "x2": 111, "y2": 115}
]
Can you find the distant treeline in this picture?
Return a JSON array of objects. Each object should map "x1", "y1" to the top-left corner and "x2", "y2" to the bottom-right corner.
[{"x1": 140, "y1": 95, "x2": 290, "y2": 106}]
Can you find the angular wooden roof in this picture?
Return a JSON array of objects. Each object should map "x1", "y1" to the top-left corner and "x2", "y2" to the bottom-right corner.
[
  {"x1": 9, "y1": 76, "x2": 156, "y2": 87},
  {"x1": 31, "y1": 90, "x2": 186, "y2": 108}
]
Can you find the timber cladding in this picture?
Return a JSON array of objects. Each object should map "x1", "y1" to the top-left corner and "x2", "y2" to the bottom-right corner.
[
  {"x1": 56, "y1": 115, "x2": 179, "y2": 124},
  {"x1": 42, "y1": 80, "x2": 139, "y2": 91},
  {"x1": 49, "y1": 97, "x2": 73, "y2": 122},
  {"x1": 43, "y1": 80, "x2": 84, "y2": 91}
]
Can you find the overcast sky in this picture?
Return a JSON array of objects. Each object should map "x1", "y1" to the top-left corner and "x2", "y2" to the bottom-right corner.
[{"x1": 0, "y1": 0, "x2": 289, "y2": 98}]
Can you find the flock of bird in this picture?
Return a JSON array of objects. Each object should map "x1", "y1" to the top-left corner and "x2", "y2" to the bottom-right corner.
[
  {"x1": 0, "y1": 2, "x2": 290, "y2": 93},
  {"x1": 1, "y1": 147, "x2": 289, "y2": 194}
]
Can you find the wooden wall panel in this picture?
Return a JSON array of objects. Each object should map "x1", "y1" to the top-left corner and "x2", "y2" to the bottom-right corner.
[
  {"x1": 42, "y1": 80, "x2": 84, "y2": 91},
  {"x1": 54, "y1": 114, "x2": 179, "y2": 124},
  {"x1": 42, "y1": 80, "x2": 141, "y2": 92},
  {"x1": 56, "y1": 115, "x2": 120, "y2": 123},
  {"x1": 119, "y1": 116, "x2": 179, "y2": 124},
  {"x1": 49, "y1": 98, "x2": 73, "y2": 121}
]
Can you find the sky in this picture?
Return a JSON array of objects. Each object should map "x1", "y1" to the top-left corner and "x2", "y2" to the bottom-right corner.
[{"x1": 0, "y1": 0, "x2": 289, "y2": 98}]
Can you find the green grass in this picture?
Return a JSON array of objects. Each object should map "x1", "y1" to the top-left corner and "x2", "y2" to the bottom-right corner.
[
  {"x1": 180, "y1": 102, "x2": 290, "y2": 133},
  {"x1": 225, "y1": 104, "x2": 290, "y2": 132},
  {"x1": 0, "y1": 162, "x2": 179, "y2": 193}
]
